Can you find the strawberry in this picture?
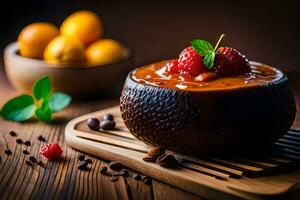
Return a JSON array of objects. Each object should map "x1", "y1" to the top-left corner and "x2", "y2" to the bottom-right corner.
[
  {"x1": 166, "y1": 59, "x2": 179, "y2": 74},
  {"x1": 40, "y1": 143, "x2": 63, "y2": 160},
  {"x1": 214, "y1": 47, "x2": 250, "y2": 76},
  {"x1": 174, "y1": 34, "x2": 251, "y2": 77},
  {"x1": 177, "y1": 46, "x2": 207, "y2": 77}
]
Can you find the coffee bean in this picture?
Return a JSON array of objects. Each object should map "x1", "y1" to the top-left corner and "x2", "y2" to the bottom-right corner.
[
  {"x1": 78, "y1": 161, "x2": 88, "y2": 170},
  {"x1": 100, "y1": 120, "x2": 116, "y2": 130},
  {"x1": 85, "y1": 158, "x2": 93, "y2": 164},
  {"x1": 133, "y1": 173, "x2": 141, "y2": 180},
  {"x1": 110, "y1": 175, "x2": 119, "y2": 182},
  {"x1": 38, "y1": 135, "x2": 46, "y2": 142},
  {"x1": 5, "y1": 149, "x2": 12, "y2": 155},
  {"x1": 25, "y1": 160, "x2": 33, "y2": 166},
  {"x1": 103, "y1": 113, "x2": 114, "y2": 121},
  {"x1": 119, "y1": 169, "x2": 129, "y2": 177},
  {"x1": 29, "y1": 156, "x2": 37, "y2": 163},
  {"x1": 108, "y1": 161, "x2": 123, "y2": 171},
  {"x1": 156, "y1": 154, "x2": 178, "y2": 168},
  {"x1": 87, "y1": 118, "x2": 100, "y2": 130},
  {"x1": 143, "y1": 176, "x2": 151, "y2": 185},
  {"x1": 142, "y1": 155, "x2": 158, "y2": 162},
  {"x1": 22, "y1": 150, "x2": 29, "y2": 155},
  {"x1": 100, "y1": 166, "x2": 108, "y2": 174},
  {"x1": 10, "y1": 131, "x2": 17, "y2": 137},
  {"x1": 77, "y1": 153, "x2": 85, "y2": 161},
  {"x1": 147, "y1": 147, "x2": 165, "y2": 157},
  {"x1": 24, "y1": 141, "x2": 31, "y2": 146},
  {"x1": 16, "y1": 138, "x2": 23, "y2": 144}
]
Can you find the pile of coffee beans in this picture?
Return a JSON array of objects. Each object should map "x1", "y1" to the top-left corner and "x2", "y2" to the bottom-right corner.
[
  {"x1": 6, "y1": 130, "x2": 46, "y2": 167},
  {"x1": 143, "y1": 147, "x2": 178, "y2": 168},
  {"x1": 37, "y1": 135, "x2": 46, "y2": 142},
  {"x1": 87, "y1": 113, "x2": 116, "y2": 131},
  {"x1": 97, "y1": 161, "x2": 151, "y2": 185},
  {"x1": 25, "y1": 155, "x2": 44, "y2": 167},
  {"x1": 77, "y1": 153, "x2": 94, "y2": 170},
  {"x1": 100, "y1": 161, "x2": 124, "y2": 182}
]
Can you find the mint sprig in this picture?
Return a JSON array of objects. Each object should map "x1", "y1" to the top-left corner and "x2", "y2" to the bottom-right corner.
[
  {"x1": 191, "y1": 34, "x2": 225, "y2": 69},
  {"x1": 0, "y1": 76, "x2": 71, "y2": 122}
]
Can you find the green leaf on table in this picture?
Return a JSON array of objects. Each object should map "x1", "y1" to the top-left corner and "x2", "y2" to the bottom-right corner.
[
  {"x1": 1, "y1": 95, "x2": 35, "y2": 121},
  {"x1": 33, "y1": 76, "x2": 52, "y2": 100},
  {"x1": 35, "y1": 100, "x2": 52, "y2": 122},
  {"x1": 203, "y1": 51, "x2": 216, "y2": 69},
  {"x1": 191, "y1": 39, "x2": 214, "y2": 55},
  {"x1": 48, "y1": 92, "x2": 72, "y2": 112}
]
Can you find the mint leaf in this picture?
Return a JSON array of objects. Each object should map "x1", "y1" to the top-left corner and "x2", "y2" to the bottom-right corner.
[
  {"x1": 35, "y1": 100, "x2": 52, "y2": 122},
  {"x1": 203, "y1": 51, "x2": 215, "y2": 69},
  {"x1": 190, "y1": 34, "x2": 225, "y2": 70},
  {"x1": 48, "y1": 92, "x2": 72, "y2": 112},
  {"x1": 1, "y1": 95, "x2": 35, "y2": 121},
  {"x1": 191, "y1": 39, "x2": 214, "y2": 55},
  {"x1": 33, "y1": 76, "x2": 52, "y2": 100}
]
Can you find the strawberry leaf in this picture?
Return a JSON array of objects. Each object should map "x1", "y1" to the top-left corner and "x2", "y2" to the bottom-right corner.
[
  {"x1": 203, "y1": 51, "x2": 215, "y2": 69},
  {"x1": 191, "y1": 39, "x2": 214, "y2": 56}
]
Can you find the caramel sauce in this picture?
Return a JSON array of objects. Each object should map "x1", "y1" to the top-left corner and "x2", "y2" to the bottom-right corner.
[{"x1": 131, "y1": 60, "x2": 283, "y2": 91}]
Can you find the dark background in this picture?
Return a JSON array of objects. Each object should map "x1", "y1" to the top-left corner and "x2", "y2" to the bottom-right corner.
[
  {"x1": 1, "y1": 0, "x2": 299, "y2": 71},
  {"x1": 0, "y1": 0, "x2": 299, "y2": 125}
]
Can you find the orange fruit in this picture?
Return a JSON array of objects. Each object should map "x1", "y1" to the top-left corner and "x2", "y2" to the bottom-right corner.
[
  {"x1": 18, "y1": 22, "x2": 59, "y2": 59},
  {"x1": 60, "y1": 10, "x2": 102, "y2": 46},
  {"x1": 43, "y1": 36, "x2": 86, "y2": 65},
  {"x1": 86, "y1": 39, "x2": 126, "y2": 65}
]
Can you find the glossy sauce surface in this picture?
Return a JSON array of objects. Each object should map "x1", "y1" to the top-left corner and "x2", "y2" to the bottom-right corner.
[{"x1": 132, "y1": 60, "x2": 283, "y2": 91}]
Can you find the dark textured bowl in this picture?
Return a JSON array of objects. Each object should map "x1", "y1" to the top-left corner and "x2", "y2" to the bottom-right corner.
[{"x1": 120, "y1": 61, "x2": 296, "y2": 155}]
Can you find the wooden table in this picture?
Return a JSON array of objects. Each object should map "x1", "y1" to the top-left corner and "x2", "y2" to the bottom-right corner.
[{"x1": 0, "y1": 68, "x2": 299, "y2": 200}]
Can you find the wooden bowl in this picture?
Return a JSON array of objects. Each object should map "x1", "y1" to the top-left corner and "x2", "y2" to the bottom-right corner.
[
  {"x1": 4, "y1": 42, "x2": 133, "y2": 95},
  {"x1": 120, "y1": 61, "x2": 296, "y2": 155}
]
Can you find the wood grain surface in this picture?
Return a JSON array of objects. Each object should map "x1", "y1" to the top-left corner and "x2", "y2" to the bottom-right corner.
[{"x1": 0, "y1": 69, "x2": 205, "y2": 200}]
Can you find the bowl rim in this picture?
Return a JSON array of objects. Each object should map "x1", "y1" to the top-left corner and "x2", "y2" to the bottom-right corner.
[
  {"x1": 128, "y1": 60, "x2": 287, "y2": 93},
  {"x1": 4, "y1": 42, "x2": 133, "y2": 70}
]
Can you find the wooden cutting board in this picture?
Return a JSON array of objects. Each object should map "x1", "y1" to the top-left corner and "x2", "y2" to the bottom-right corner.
[{"x1": 65, "y1": 105, "x2": 300, "y2": 200}]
